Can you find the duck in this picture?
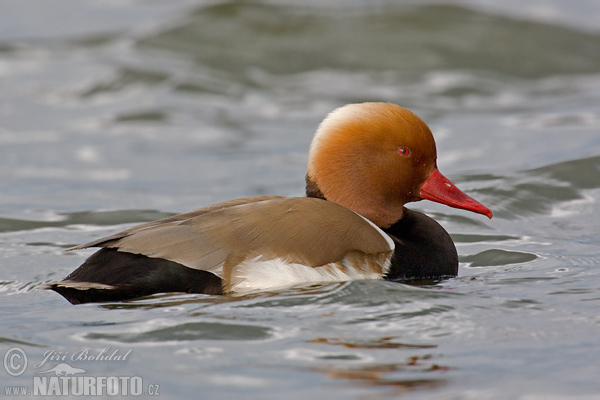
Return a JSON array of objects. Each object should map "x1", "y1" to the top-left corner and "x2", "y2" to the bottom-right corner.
[{"x1": 46, "y1": 102, "x2": 492, "y2": 304}]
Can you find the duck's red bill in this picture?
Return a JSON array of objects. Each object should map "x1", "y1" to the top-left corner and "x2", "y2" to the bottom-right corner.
[{"x1": 420, "y1": 168, "x2": 492, "y2": 219}]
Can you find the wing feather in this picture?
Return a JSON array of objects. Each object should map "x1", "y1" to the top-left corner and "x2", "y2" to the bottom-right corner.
[
  {"x1": 67, "y1": 196, "x2": 281, "y2": 250},
  {"x1": 70, "y1": 197, "x2": 393, "y2": 280}
]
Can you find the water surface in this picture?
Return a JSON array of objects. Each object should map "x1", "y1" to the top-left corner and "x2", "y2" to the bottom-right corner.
[{"x1": 2, "y1": 1, "x2": 600, "y2": 399}]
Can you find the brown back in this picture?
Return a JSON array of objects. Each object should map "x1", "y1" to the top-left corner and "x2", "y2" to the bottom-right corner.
[{"x1": 71, "y1": 197, "x2": 393, "y2": 278}]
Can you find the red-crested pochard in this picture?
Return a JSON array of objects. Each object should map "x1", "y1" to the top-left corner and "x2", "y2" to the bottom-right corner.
[{"x1": 47, "y1": 102, "x2": 492, "y2": 304}]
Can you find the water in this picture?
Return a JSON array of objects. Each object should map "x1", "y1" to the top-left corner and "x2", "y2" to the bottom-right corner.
[{"x1": 2, "y1": 1, "x2": 600, "y2": 398}]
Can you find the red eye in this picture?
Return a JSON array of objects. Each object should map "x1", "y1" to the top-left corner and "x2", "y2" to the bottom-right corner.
[{"x1": 397, "y1": 146, "x2": 410, "y2": 156}]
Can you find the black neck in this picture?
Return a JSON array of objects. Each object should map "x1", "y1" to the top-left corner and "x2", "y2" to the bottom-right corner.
[
  {"x1": 383, "y1": 208, "x2": 458, "y2": 281},
  {"x1": 305, "y1": 174, "x2": 326, "y2": 199}
]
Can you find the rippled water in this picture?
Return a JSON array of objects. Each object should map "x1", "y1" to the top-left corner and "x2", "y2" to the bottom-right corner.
[{"x1": 2, "y1": 1, "x2": 600, "y2": 399}]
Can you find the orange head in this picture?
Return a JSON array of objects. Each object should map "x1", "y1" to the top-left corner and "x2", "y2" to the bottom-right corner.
[{"x1": 306, "y1": 103, "x2": 491, "y2": 228}]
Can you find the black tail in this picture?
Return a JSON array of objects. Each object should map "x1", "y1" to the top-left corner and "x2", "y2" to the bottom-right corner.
[{"x1": 46, "y1": 248, "x2": 223, "y2": 304}]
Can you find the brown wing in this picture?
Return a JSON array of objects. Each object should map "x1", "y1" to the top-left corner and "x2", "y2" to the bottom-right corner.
[
  {"x1": 69, "y1": 197, "x2": 393, "y2": 279},
  {"x1": 67, "y1": 196, "x2": 282, "y2": 250}
]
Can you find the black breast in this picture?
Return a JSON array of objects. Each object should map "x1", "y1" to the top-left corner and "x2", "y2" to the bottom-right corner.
[{"x1": 382, "y1": 208, "x2": 458, "y2": 281}]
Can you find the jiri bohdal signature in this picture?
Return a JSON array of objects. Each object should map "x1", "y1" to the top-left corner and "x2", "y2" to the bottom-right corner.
[{"x1": 34, "y1": 347, "x2": 131, "y2": 369}]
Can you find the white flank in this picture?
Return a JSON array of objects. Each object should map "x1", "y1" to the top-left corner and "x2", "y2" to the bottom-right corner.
[{"x1": 229, "y1": 254, "x2": 391, "y2": 295}]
